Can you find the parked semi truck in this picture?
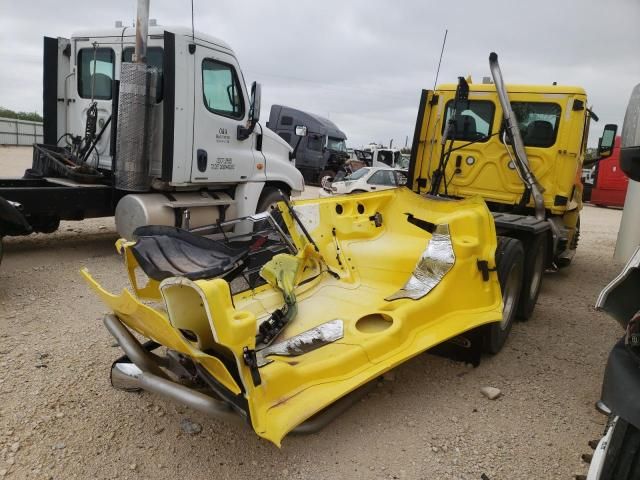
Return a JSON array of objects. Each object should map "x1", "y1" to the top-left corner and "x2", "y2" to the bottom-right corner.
[
  {"x1": 266, "y1": 105, "x2": 349, "y2": 185},
  {"x1": 0, "y1": 9, "x2": 304, "y2": 263},
  {"x1": 589, "y1": 136, "x2": 629, "y2": 208},
  {"x1": 408, "y1": 53, "x2": 617, "y2": 319}
]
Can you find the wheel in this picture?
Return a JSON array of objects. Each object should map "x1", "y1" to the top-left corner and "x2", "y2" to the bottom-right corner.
[
  {"x1": 351, "y1": 189, "x2": 367, "y2": 194},
  {"x1": 570, "y1": 216, "x2": 581, "y2": 250},
  {"x1": 593, "y1": 416, "x2": 640, "y2": 480},
  {"x1": 482, "y1": 236, "x2": 524, "y2": 354},
  {"x1": 555, "y1": 216, "x2": 580, "y2": 269},
  {"x1": 256, "y1": 187, "x2": 286, "y2": 215},
  {"x1": 30, "y1": 215, "x2": 60, "y2": 234},
  {"x1": 317, "y1": 170, "x2": 336, "y2": 186},
  {"x1": 0, "y1": 237, "x2": 3, "y2": 266},
  {"x1": 517, "y1": 233, "x2": 547, "y2": 320}
]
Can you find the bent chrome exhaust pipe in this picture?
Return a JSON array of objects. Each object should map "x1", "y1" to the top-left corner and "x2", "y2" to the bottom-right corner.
[
  {"x1": 104, "y1": 315, "x2": 242, "y2": 426},
  {"x1": 104, "y1": 314, "x2": 375, "y2": 435},
  {"x1": 489, "y1": 52, "x2": 546, "y2": 220}
]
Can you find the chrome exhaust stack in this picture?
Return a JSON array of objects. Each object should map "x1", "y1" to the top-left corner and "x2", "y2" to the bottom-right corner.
[
  {"x1": 104, "y1": 314, "x2": 374, "y2": 435},
  {"x1": 489, "y1": 52, "x2": 546, "y2": 220},
  {"x1": 104, "y1": 315, "x2": 241, "y2": 425}
]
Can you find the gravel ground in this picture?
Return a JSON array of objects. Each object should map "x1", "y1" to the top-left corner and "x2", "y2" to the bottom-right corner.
[{"x1": 0, "y1": 146, "x2": 627, "y2": 479}]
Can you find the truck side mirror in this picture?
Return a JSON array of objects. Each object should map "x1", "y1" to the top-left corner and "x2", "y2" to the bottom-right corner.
[
  {"x1": 238, "y1": 81, "x2": 261, "y2": 141},
  {"x1": 621, "y1": 84, "x2": 640, "y2": 182},
  {"x1": 598, "y1": 124, "x2": 618, "y2": 159},
  {"x1": 249, "y1": 81, "x2": 261, "y2": 123},
  {"x1": 290, "y1": 125, "x2": 308, "y2": 161}
]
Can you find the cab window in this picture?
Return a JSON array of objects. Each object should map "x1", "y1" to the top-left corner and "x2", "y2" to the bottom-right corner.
[
  {"x1": 368, "y1": 170, "x2": 396, "y2": 186},
  {"x1": 77, "y1": 48, "x2": 115, "y2": 100},
  {"x1": 202, "y1": 59, "x2": 244, "y2": 119},
  {"x1": 394, "y1": 170, "x2": 408, "y2": 186},
  {"x1": 307, "y1": 134, "x2": 324, "y2": 152},
  {"x1": 508, "y1": 102, "x2": 562, "y2": 148},
  {"x1": 123, "y1": 47, "x2": 164, "y2": 102},
  {"x1": 442, "y1": 100, "x2": 495, "y2": 142}
]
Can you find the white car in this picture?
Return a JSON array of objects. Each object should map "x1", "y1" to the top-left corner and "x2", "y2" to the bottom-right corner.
[{"x1": 320, "y1": 167, "x2": 408, "y2": 196}]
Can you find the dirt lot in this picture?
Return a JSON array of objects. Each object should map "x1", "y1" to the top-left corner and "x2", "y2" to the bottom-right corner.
[{"x1": 0, "y1": 146, "x2": 627, "y2": 479}]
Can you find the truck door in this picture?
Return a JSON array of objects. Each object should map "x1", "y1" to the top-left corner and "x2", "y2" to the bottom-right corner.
[
  {"x1": 69, "y1": 40, "x2": 117, "y2": 170},
  {"x1": 43, "y1": 37, "x2": 70, "y2": 146},
  {"x1": 192, "y1": 46, "x2": 255, "y2": 183}
]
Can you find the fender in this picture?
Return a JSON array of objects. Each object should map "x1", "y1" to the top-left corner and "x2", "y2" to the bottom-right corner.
[{"x1": 0, "y1": 197, "x2": 32, "y2": 236}]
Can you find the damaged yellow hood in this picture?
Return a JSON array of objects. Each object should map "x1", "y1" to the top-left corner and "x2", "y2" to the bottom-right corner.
[{"x1": 83, "y1": 188, "x2": 502, "y2": 446}]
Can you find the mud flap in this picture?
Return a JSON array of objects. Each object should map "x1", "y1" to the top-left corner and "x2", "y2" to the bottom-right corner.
[{"x1": 601, "y1": 338, "x2": 640, "y2": 431}]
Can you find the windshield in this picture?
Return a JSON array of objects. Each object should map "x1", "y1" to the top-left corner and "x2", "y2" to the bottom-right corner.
[
  {"x1": 327, "y1": 137, "x2": 347, "y2": 152},
  {"x1": 345, "y1": 167, "x2": 370, "y2": 181}
]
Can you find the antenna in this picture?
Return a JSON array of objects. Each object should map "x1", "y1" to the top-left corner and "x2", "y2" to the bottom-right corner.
[
  {"x1": 432, "y1": 29, "x2": 448, "y2": 90},
  {"x1": 191, "y1": 0, "x2": 195, "y2": 44}
]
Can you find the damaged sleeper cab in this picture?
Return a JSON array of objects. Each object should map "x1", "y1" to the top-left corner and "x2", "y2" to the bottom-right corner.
[{"x1": 83, "y1": 188, "x2": 518, "y2": 446}]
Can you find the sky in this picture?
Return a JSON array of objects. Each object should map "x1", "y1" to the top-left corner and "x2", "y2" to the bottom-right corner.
[{"x1": 0, "y1": 0, "x2": 638, "y2": 148}]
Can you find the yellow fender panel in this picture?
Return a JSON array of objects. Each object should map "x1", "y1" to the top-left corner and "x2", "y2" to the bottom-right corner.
[{"x1": 81, "y1": 269, "x2": 242, "y2": 395}]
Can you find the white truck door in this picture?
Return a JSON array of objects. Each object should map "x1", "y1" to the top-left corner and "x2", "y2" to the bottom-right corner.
[
  {"x1": 69, "y1": 41, "x2": 117, "y2": 170},
  {"x1": 192, "y1": 46, "x2": 255, "y2": 183}
]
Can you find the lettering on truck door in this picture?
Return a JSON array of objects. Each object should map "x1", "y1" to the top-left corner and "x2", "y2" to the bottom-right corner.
[{"x1": 192, "y1": 46, "x2": 255, "y2": 183}]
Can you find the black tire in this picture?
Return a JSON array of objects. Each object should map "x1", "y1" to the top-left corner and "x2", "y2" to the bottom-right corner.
[
  {"x1": 517, "y1": 233, "x2": 547, "y2": 321},
  {"x1": 598, "y1": 417, "x2": 640, "y2": 480},
  {"x1": 351, "y1": 189, "x2": 367, "y2": 194},
  {"x1": 571, "y1": 216, "x2": 581, "y2": 250},
  {"x1": 317, "y1": 170, "x2": 336, "y2": 186},
  {"x1": 0, "y1": 237, "x2": 3, "y2": 266},
  {"x1": 482, "y1": 236, "x2": 524, "y2": 354},
  {"x1": 30, "y1": 215, "x2": 60, "y2": 234},
  {"x1": 555, "y1": 216, "x2": 580, "y2": 269},
  {"x1": 256, "y1": 187, "x2": 286, "y2": 215}
]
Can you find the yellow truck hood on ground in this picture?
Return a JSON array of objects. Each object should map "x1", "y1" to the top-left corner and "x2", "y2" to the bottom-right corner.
[{"x1": 83, "y1": 188, "x2": 502, "y2": 446}]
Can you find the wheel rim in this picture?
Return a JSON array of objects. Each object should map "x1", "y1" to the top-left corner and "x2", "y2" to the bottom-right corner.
[
  {"x1": 500, "y1": 262, "x2": 522, "y2": 330},
  {"x1": 529, "y1": 244, "x2": 544, "y2": 300}
]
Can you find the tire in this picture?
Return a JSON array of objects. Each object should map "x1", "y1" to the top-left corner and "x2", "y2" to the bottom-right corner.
[
  {"x1": 317, "y1": 170, "x2": 336, "y2": 186},
  {"x1": 597, "y1": 417, "x2": 640, "y2": 480},
  {"x1": 256, "y1": 187, "x2": 286, "y2": 215},
  {"x1": 351, "y1": 189, "x2": 367, "y2": 194},
  {"x1": 30, "y1": 215, "x2": 60, "y2": 234},
  {"x1": 0, "y1": 237, "x2": 3, "y2": 266},
  {"x1": 517, "y1": 233, "x2": 547, "y2": 321},
  {"x1": 571, "y1": 216, "x2": 581, "y2": 250},
  {"x1": 482, "y1": 236, "x2": 524, "y2": 354}
]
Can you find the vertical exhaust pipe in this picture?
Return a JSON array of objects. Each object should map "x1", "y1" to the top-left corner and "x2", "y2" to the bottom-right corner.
[
  {"x1": 115, "y1": 0, "x2": 156, "y2": 192},
  {"x1": 489, "y1": 52, "x2": 546, "y2": 220},
  {"x1": 135, "y1": 0, "x2": 150, "y2": 64}
]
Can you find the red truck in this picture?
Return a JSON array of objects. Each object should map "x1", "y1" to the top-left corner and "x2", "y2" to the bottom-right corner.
[{"x1": 590, "y1": 136, "x2": 629, "y2": 207}]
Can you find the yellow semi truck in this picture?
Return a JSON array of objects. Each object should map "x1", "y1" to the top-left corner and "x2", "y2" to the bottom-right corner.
[{"x1": 407, "y1": 53, "x2": 617, "y2": 318}]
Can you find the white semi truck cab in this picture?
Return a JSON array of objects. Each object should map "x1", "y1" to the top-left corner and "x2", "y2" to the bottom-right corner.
[{"x1": 0, "y1": 21, "x2": 304, "y2": 250}]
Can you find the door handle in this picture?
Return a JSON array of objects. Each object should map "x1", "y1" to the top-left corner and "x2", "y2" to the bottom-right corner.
[{"x1": 197, "y1": 149, "x2": 208, "y2": 172}]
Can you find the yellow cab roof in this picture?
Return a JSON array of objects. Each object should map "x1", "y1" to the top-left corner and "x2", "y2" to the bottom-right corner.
[{"x1": 435, "y1": 83, "x2": 586, "y2": 96}]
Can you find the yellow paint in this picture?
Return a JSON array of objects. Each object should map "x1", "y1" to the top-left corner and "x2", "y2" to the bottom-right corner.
[
  {"x1": 83, "y1": 188, "x2": 502, "y2": 446},
  {"x1": 411, "y1": 83, "x2": 589, "y2": 240}
]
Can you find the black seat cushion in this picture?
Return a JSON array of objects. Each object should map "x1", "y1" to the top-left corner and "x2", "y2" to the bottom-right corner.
[
  {"x1": 454, "y1": 114, "x2": 478, "y2": 140},
  {"x1": 525, "y1": 120, "x2": 554, "y2": 147},
  {"x1": 130, "y1": 225, "x2": 250, "y2": 282}
]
